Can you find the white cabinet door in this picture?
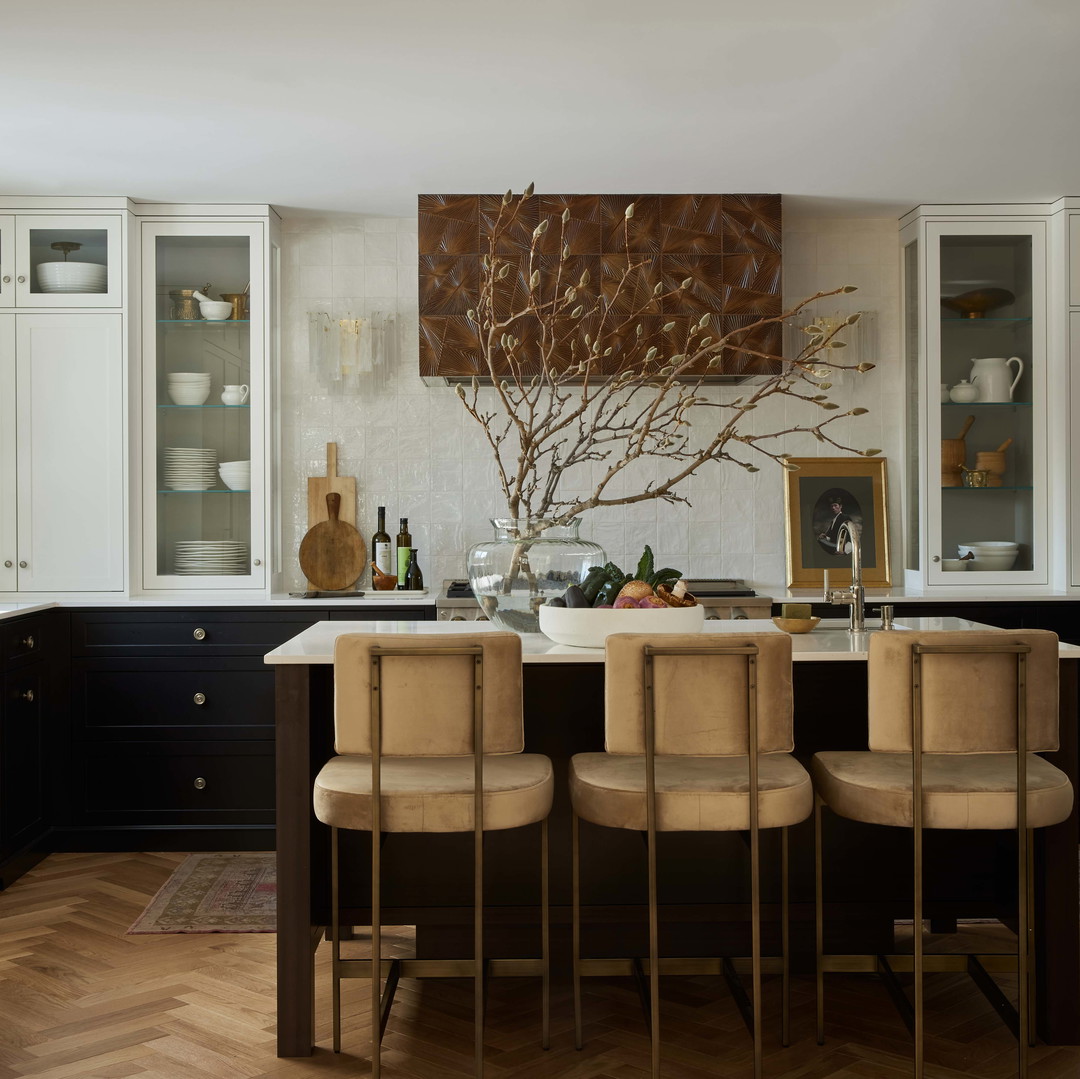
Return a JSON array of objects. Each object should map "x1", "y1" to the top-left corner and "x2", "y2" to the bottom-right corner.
[
  {"x1": 0, "y1": 217, "x2": 14, "y2": 310},
  {"x1": 0, "y1": 316, "x2": 15, "y2": 589},
  {"x1": 13, "y1": 215, "x2": 124, "y2": 309},
  {"x1": 15, "y1": 314, "x2": 124, "y2": 591}
]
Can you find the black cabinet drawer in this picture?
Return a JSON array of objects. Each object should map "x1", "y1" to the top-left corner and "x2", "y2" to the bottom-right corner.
[
  {"x1": 71, "y1": 611, "x2": 319, "y2": 656},
  {"x1": 327, "y1": 605, "x2": 437, "y2": 621},
  {"x1": 77, "y1": 742, "x2": 274, "y2": 823},
  {"x1": 72, "y1": 662, "x2": 274, "y2": 740},
  {"x1": 1, "y1": 614, "x2": 52, "y2": 666},
  {"x1": 1, "y1": 662, "x2": 48, "y2": 859}
]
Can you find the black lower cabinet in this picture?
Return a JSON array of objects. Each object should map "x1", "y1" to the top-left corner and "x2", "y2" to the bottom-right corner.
[{"x1": 0, "y1": 614, "x2": 56, "y2": 888}]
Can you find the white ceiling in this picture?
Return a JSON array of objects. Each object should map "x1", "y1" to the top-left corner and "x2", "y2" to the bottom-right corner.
[{"x1": 5, "y1": 0, "x2": 1079, "y2": 220}]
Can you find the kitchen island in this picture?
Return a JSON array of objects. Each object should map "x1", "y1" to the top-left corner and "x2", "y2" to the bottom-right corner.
[{"x1": 266, "y1": 618, "x2": 1080, "y2": 1056}]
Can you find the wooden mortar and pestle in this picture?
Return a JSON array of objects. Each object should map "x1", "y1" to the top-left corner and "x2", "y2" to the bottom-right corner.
[
  {"x1": 974, "y1": 437, "x2": 1013, "y2": 488},
  {"x1": 941, "y1": 414, "x2": 975, "y2": 487}
]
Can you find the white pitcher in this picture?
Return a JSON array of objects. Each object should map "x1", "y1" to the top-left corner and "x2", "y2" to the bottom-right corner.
[
  {"x1": 220, "y1": 383, "x2": 249, "y2": 406},
  {"x1": 969, "y1": 356, "x2": 1023, "y2": 402}
]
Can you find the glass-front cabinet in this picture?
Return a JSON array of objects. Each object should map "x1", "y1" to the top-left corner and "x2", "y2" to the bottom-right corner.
[
  {"x1": 140, "y1": 220, "x2": 267, "y2": 590},
  {"x1": 901, "y1": 208, "x2": 1049, "y2": 587},
  {"x1": 0, "y1": 212, "x2": 125, "y2": 308}
]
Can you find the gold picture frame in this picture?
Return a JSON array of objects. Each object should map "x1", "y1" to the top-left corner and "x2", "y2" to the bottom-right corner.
[{"x1": 784, "y1": 457, "x2": 891, "y2": 587}]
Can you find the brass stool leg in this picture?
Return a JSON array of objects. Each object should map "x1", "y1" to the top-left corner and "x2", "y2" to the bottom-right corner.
[
  {"x1": 1026, "y1": 831, "x2": 1036, "y2": 1051},
  {"x1": 372, "y1": 827, "x2": 382, "y2": 1078},
  {"x1": 331, "y1": 826, "x2": 341, "y2": 1053},
  {"x1": 913, "y1": 803, "x2": 924, "y2": 1079},
  {"x1": 814, "y1": 795, "x2": 825, "y2": 1045},
  {"x1": 781, "y1": 825, "x2": 790, "y2": 1048},
  {"x1": 572, "y1": 810, "x2": 583, "y2": 1050},
  {"x1": 541, "y1": 816, "x2": 550, "y2": 1051},
  {"x1": 647, "y1": 815, "x2": 660, "y2": 1078},
  {"x1": 750, "y1": 796, "x2": 762, "y2": 1079},
  {"x1": 1018, "y1": 825, "x2": 1030, "y2": 1077},
  {"x1": 475, "y1": 824, "x2": 484, "y2": 1078}
]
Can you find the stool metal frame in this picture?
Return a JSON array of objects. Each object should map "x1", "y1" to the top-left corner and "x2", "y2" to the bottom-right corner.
[
  {"x1": 328, "y1": 643, "x2": 550, "y2": 1079},
  {"x1": 572, "y1": 642, "x2": 794, "y2": 1079},
  {"x1": 815, "y1": 641, "x2": 1036, "y2": 1079}
]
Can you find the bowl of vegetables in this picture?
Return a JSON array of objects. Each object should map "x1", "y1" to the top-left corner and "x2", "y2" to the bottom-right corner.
[{"x1": 538, "y1": 547, "x2": 704, "y2": 647}]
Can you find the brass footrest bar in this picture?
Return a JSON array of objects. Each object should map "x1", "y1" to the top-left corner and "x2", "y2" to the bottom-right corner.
[
  {"x1": 377, "y1": 959, "x2": 400, "y2": 1041},
  {"x1": 337, "y1": 957, "x2": 543, "y2": 980},
  {"x1": 577, "y1": 956, "x2": 785, "y2": 977},
  {"x1": 821, "y1": 953, "x2": 1018, "y2": 974}
]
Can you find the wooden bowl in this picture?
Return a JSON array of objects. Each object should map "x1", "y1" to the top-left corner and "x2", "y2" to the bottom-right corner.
[
  {"x1": 772, "y1": 616, "x2": 821, "y2": 634},
  {"x1": 940, "y1": 287, "x2": 1015, "y2": 318}
]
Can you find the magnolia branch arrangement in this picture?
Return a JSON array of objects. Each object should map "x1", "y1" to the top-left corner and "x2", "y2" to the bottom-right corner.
[{"x1": 455, "y1": 186, "x2": 879, "y2": 527}]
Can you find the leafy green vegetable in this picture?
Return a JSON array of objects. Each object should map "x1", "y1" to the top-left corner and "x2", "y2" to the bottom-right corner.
[{"x1": 635, "y1": 545, "x2": 654, "y2": 585}]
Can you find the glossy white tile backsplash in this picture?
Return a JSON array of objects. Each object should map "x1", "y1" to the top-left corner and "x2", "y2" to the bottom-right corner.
[{"x1": 279, "y1": 210, "x2": 900, "y2": 593}]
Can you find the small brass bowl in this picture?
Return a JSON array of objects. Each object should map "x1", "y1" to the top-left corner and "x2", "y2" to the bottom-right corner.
[
  {"x1": 772, "y1": 616, "x2": 821, "y2": 634},
  {"x1": 961, "y1": 469, "x2": 990, "y2": 488}
]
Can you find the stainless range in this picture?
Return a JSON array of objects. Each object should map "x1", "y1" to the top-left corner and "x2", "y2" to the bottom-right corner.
[{"x1": 435, "y1": 579, "x2": 772, "y2": 621}]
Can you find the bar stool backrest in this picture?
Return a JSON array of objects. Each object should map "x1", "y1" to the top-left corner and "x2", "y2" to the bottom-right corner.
[
  {"x1": 333, "y1": 632, "x2": 524, "y2": 756},
  {"x1": 868, "y1": 630, "x2": 1060, "y2": 754},
  {"x1": 604, "y1": 632, "x2": 793, "y2": 755}
]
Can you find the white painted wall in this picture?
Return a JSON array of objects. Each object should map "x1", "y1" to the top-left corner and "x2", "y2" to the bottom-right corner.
[{"x1": 280, "y1": 210, "x2": 901, "y2": 593}]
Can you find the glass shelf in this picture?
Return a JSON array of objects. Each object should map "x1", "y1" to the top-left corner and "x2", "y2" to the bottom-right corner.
[
  {"x1": 941, "y1": 486, "x2": 1034, "y2": 492},
  {"x1": 940, "y1": 317, "x2": 1032, "y2": 323},
  {"x1": 158, "y1": 488, "x2": 250, "y2": 494},
  {"x1": 157, "y1": 404, "x2": 250, "y2": 410},
  {"x1": 157, "y1": 319, "x2": 250, "y2": 324},
  {"x1": 941, "y1": 401, "x2": 1031, "y2": 407}
]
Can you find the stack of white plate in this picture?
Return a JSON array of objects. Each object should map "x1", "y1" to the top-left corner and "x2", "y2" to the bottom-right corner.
[
  {"x1": 163, "y1": 447, "x2": 218, "y2": 490},
  {"x1": 167, "y1": 372, "x2": 211, "y2": 406},
  {"x1": 174, "y1": 541, "x2": 249, "y2": 575},
  {"x1": 218, "y1": 460, "x2": 251, "y2": 491},
  {"x1": 958, "y1": 540, "x2": 1019, "y2": 571},
  {"x1": 37, "y1": 261, "x2": 108, "y2": 293}
]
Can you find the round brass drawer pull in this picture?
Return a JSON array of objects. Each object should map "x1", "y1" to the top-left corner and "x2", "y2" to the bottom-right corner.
[
  {"x1": 193, "y1": 692, "x2": 207, "y2": 706},
  {"x1": 193, "y1": 628, "x2": 206, "y2": 641},
  {"x1": 20, "y1": 689, "x2": 34, "y2": 703},
  {"x1": 194, "y1": 777, "x2": 207, "y2": 790},
  {"x1": 21, "y1": 635, "x2": 34, "y2": 649}
]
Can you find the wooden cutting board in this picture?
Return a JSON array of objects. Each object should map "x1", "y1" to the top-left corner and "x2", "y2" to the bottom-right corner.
[
  {"x1": 306, "y1": 442, "x2": 357, "y2": 589},
  {"x1": 298, "y1": 492, "x2": 366, "y2": 592}
]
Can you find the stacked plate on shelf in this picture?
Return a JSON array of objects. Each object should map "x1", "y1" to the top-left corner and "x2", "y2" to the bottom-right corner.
[
  {"x1": 173, "y1": 541, "x2": 249, "y2": 575},
  {"x1": 36, "y1": 261, "x2": 108, "y2": 293},
  {"x1": 218, "y1": 460, "x2": 251, "y2": 491},
  {"x1": 163, "y1": 447, "x2": 219, "y2": 490},
  {"x1": 166, "y1": 371, "x2": 211, "y2": 406}
]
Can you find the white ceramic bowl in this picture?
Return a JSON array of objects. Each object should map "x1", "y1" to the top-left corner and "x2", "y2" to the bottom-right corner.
[
  {"x1": 539, "y1": 603, "x2": 705, "y2": 648},
  {"x1": 971, "y1": 553, "x2": 1019, "y2": 571},
  {"x1": 219, "y1": 470, "x2": 250, "y2": 491},
  {"x1": 940, "y1": 558, "x2": 969, "y2": 571},
  {"x1": 167, "y1": 386, "x2": 210, "y2": 406},
  {"x1": 200, "y1": 300, "x2": 233, "y2": 320},
  {"x1": 36, "y1": 261, "x2": 108, "y2": 293}
]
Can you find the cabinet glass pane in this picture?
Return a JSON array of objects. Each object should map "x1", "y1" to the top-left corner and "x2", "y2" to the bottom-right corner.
[
  {"x1": 154, "y1": 235, "x2": 251, "y2": 578},
  {"x1": 903, "y1": 238, "x2": 920, "y2": 573},
  {"x1": 938, "y1": 234, "x2": 1033, "y2": 571},
  {"x1": 29, "y1": 227, "x2": 109, "y2": 296}
]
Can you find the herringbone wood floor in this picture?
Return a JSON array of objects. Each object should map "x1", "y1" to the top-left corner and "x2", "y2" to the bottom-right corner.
[{"x1": 0, "y1": 852, "x2": 1078, "y2": 1078}]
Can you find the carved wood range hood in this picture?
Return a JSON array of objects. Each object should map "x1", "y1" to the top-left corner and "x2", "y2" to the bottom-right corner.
[{"x1": 418, "y1": 193, "x2": 781, "y2": 384}]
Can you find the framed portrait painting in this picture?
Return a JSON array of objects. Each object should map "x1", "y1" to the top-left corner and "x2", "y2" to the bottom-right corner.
[{"x1": 784, "y1": 457, "x2": 891, "y2": 587}]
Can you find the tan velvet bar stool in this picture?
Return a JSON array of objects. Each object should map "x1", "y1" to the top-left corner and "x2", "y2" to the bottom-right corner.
[
  {"x1": 313, "y1": 632, "x2": 554, "y2": 1078},
  {"x1": 569, "y1": 632, "x2": 812, "y2": 1079},
  {"x1": 812, "y1": 629, "x2": 1073, "y2": 1079}
]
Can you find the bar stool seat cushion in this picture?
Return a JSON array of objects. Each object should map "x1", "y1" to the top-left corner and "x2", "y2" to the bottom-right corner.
[
  {"x1": 314, "y1": 753, "x2": 554, "y2": 833},
  {"x1": 812, "y1": 751, "x2": 1073, "y2": 830},
  {"x1": 569, "y1": 752, "x2": 812, "y2": 832}
]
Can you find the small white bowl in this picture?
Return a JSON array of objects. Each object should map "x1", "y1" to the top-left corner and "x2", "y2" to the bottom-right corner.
[
  {"x1": 200, "y1": 300, "x2": 233, "y2": 320},
  {"x1": 940, "y1": 558, "x2": 969, "y2": 571},
  {"x1": 167, "y1": 386, "x2": 210, "y2": 406},
  {"x1": 539, "y1": 603, "x2": 705, "y2": 648}
]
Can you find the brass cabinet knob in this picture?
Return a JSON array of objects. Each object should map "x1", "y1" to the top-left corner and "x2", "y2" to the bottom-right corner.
[
  {"x1": 253, "y1": 558, "x2": 262, "y2": 566},
  {"x1": 193, "y1": 777, "x2": 207, "y2": 790},
  {"x1": 20, "y1": 688, "x2": 34, "y2": 703},
  {"x1": 450, "y1": 616, "x2": 466, "y2": 621},
  {"x1": 3, "y1": 561, "x2": 10, "y2": 568},
  {"x1": 2, "y1": 276, "x2": 10, "y2": 284},
  {"x1": 706, "y1": 615, "x2": 720, "y2": 620},
  {"x1": 193, "y1": 692, "x2": 206, "y2": 706},
  {"x1": 16, "y1": 275, "x2": 25, "y2": 284},
  {"x1": 18, "y1": 561, "x2": 27, "y2": 569},
  {"x1": 476, "y1": 615, "x2": 489, "y2": 621},
  {"x1": 21, "y1": 635, "x2": 34, "y2": 649},
  {"x1": 193, "y1": 627, "x2": 206, "y2": 641}
]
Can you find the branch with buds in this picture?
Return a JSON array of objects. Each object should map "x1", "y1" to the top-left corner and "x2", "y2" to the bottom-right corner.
[{"x1": 456, "y1": 185, "x2": 879, "y2": 529}]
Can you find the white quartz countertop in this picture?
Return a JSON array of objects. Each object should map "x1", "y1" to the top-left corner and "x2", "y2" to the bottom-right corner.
[
  {"x1": 0, "y1": 602, "x2": 58, "y2": 622},
  {"x1": 263, "y1": 616, "x2": 1080, "y2": 665}
]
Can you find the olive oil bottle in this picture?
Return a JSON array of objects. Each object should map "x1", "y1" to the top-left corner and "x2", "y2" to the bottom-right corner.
[{"x1": 396, "y1": 517, "x2": 411, "y2": 588}]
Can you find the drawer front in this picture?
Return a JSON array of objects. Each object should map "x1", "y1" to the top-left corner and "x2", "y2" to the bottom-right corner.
[
  {"x1": 78, "y1": 742, "x2": 274, "y2": 822},
  {"x1": 73, "y1": 663, "x2": 274, "y2": 740},
  {"x1": 328, "y1": 605, "x2": 437, "y2": 621},
  {"x1": 71, "y1": 611, "x2": 319, "y2": 656},
  {"x1": 1, "y1": 613, "x2": 51, "y2": 666}
]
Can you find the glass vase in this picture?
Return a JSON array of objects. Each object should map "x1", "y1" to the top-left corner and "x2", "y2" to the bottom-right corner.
[{"x1": 466, "y1": 518, "x2": 606, "y2": 633}]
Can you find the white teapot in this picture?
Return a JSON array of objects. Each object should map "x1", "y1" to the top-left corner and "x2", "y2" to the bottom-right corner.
[
  {"x1": 969, "y1": 356, "x2": 1023, "y2": 402},
  {"x1": 220, "y1": 383, "x2": 249, "y2": 406}
]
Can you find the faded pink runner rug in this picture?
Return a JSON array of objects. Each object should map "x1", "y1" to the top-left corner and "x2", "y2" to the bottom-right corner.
[{"x1": 127, "y1": 852, "x2": 276, "y2": 934}]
